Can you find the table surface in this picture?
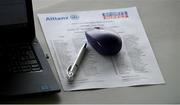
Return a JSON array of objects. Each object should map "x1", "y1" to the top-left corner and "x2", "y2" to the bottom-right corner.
[{"x1": 3, "y1": 0, "x2": 180, "y2": 104}]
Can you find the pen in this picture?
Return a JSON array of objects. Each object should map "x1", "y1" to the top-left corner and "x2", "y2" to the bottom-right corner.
[{"x1": 67, "y1": 43, "x2": 87, "y2": 82}]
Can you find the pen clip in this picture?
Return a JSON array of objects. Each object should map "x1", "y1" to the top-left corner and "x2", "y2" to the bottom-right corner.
[{"x1": 67, "y1": 65, "x2": 74, "y2": 81}]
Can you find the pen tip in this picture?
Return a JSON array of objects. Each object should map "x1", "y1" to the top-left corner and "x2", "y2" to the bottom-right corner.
[{"x1": 84, "y1": 43, "x2": 87, "y2": 47}]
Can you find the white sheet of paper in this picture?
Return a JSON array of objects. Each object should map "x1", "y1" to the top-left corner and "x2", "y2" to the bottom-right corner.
[{"x1": 38, "y1": 7, "x2": 165, "y2": 91}]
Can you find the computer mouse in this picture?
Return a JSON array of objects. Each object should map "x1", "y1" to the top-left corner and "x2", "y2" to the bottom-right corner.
[{"x1": 85, "y1": 27, "x2": 122, "y2": 56}]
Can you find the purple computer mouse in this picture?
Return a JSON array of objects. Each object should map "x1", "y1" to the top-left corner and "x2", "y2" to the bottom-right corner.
[{"x1": 85, "y1": 27, "x2": 122, "y2": 56}]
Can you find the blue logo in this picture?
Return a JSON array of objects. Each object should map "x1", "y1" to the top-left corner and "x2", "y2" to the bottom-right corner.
[
  {"x1": 70, "y1": 15, "x2": 79, "y2": 20},
  {"x1": 41, "y1": 84, "x2": 50, "y2": 91},
  {"x1": 46, "y1": 16, "x2": 68, "y2": 21}
]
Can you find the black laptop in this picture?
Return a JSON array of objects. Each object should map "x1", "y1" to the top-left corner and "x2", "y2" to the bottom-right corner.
[{"x1": 0, "y1": 0, "x2": 60, "y2": 96}]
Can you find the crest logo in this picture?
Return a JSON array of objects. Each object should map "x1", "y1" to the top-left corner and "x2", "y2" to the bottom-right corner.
[{"x1": 102, "y1": 11, "x2": 128, "y2": 19}]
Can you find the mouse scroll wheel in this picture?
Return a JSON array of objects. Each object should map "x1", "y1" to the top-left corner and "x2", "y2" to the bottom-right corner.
[{"x1": 97, "y1": 41, "x2": 103, "y2": 47}]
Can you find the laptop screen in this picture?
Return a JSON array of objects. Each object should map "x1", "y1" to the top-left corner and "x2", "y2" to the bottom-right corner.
[
  {"x1": 0, "y1": 0, "x2": 35, "y2": 43},
  {"x1": 0, "y1": 0, "x2": 27, "y2": 26}
]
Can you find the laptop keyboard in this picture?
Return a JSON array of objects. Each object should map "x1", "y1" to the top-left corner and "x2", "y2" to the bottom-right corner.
[{"x1": 6, "y1": 43, "x2": 42, "y2": 73}]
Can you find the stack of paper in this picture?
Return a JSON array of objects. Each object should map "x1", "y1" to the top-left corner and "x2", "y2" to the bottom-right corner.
[{"x1": 38, "y1": 7, "x2": 165, "y2": 91}]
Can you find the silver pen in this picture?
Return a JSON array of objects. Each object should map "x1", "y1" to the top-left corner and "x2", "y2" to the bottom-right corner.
[{"x1": 67, "y1": 43, "x2": 87, "y2": 82}]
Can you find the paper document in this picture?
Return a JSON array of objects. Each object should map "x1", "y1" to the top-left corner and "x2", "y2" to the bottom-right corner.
[{"x1": 38, "y1": 7, "x2": 165, "y2": 91}]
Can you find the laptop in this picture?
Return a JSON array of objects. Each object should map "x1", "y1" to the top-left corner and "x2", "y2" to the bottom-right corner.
[{"x1": 0, "y1": 0, "x2": 60, "y2": 96}]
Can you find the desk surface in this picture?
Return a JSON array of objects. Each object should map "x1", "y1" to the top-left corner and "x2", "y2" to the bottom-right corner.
[{"x1": 3, "y1": 0, "x2": 180, "y2": 104}]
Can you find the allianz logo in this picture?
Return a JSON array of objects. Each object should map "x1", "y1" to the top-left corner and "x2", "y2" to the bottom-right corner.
[{"x1": 46, "y1": 15, "x2": 79, "y2": 21}]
